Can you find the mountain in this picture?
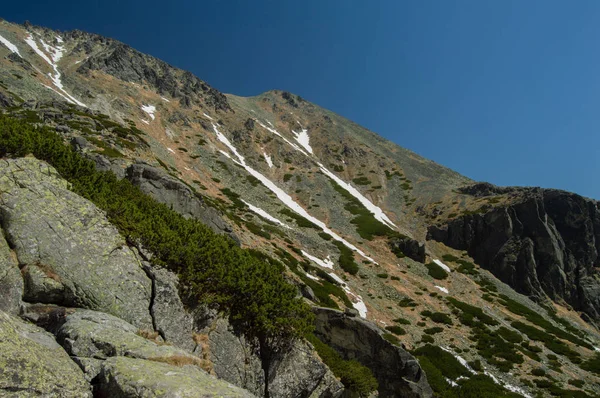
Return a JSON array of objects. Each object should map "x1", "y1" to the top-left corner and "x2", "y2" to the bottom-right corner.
[{"x1": 0, "y1": 17, "x2": 599, "y2": 398}]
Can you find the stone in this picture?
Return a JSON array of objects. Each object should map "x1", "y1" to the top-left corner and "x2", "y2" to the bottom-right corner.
[
  {"x1": 428, "y1": 186, "x2": 600, "y2": 325},
  {"x1": 125, "y1": 162, "x2": 238, "y2": 242},
  {"x1": 95, "y1": 356, "x2": 256, "y2": 398},
  {"x1": 0, "y1": 158, "x2": 153, "y2": 329},
  {"x1": 0, "y1": 310, "x2": 92, "y2": 397},
  {"x1": 313, "y1": 307, "x2": 433, "y2": 398},
  {"x1": 388, "y1": 235, "x2": 426, "y2": 263},
  {"x1": 0, "y1": 231, "x2": 22, "y2": 315}
]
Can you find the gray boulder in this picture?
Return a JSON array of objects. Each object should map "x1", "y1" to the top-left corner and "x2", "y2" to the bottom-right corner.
[
  {"x1": 199, "y1": 316, "x2": 343, "y2": 398},
  {"x1": 125, "y1": 162, "x2": 238, "y2": 242},
  {"x1": 0, "y1": 231, "x2": 22, "y2": 315},
  {"x1": 0, "y1": 158, "x2": 153, "y2": 329},
  {"x1": 0, "y1": 310, "x2": 91, "y2": 397},
  {"x1": 53, "y1": 309, "x2": 206, "y2": 381},
  {"x1": 313, "y1": 307, "x2": 432, "y2": 398},
  {"x1": 95, "y1": 356, "x2": 255, "y2": 398}
]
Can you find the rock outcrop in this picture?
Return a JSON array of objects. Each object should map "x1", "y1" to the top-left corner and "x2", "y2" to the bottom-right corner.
[
  {"x1": 388, "y1": 235, "x2": 426, "y2": 263},
  {"x1": 95, "y1": 356, "x2": 255, "y2": 398},
  {"x1": 0, "y1": 310, "x2": 92, "y2": 397},
  {"x1": 198, "y1": 316, "x2": 344, "y2": 398},
  {"x1": 125, "y1": 162, "x2": 237, "y2": 242},
  {"x1": 428, "y1": 185, "x2": 600, "y2": 324},
  {"x1": 0, "y1": 232, "x2": 22, "y2": 315},
  {"x1": 0, "y1": 158, "x2": 153, "y2": 329},
  {"x1": 313, "y1": 307, "x2": 433, "y2": 398}
]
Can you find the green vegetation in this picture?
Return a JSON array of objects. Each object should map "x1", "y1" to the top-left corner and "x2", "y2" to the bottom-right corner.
[
  {"x1": 306, "y1": 334, "x2": 378, "y2": 397},
  {"x1": 581, "y1": 353, "x2": 600, "y2": 374},
  {"x1": 498, "y1": 295, "x2": 592, "y2": 350},
  {"x1": 283, "y1": 173, "x2": 293, "y2": 182},
  {"x1": 447, "y1": 298, "x2": 498, "y2": 326},
  {"x1": 376, "y1": 273, "x2": 389, "y2": 279},
  {"x1": 413, "y1": 345, "x2": 521, "y2": 397},
  {"x1": 399, "y1": 297, "x2": 418, "y2": 308},
  {"x1": 329, "y1": 179, "x2": 397, "y2": 240},
  {"x1": 0, "y1": 115, "x2": 314, "y2": 390},
  {"x1": 279, "y1": 208, "x2": 320, "y2": 230},
  {"x1": 333, "y1": 241, "x2": 359, "y2": 275},
  {"x1": 510, "y1": 321, "x2": 581, "y2": 363},
  {"x1": 393, "y1": 317, "x2": 411, "y2": 325},
  {"x1": 383, "y1": 333, "x2": 401, "y2": 345},
  {"x1": 385, "y1": 325, "x2": 406, "y2": 335},
  {"x1": 427, "y1": 312, "x2": 453, "y2": 325},
  {"x1": 441, "y1": 255, "x2": 477, "y2": 275},
  {"x1": 425, "y1": 262, "x2": 448, "y2": 280},
  {"x1": 352, "y1": 176, "x2": 371, "y2": 185},
  {"x1": 424, "y1": 327, "x2": 444, "y2": 335}
]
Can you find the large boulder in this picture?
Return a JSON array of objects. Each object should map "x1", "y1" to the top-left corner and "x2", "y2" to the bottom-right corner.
[
  {"x1": 95, "y1": 356, "x2": 255, "y2": 398},
  {"x1": 0, "y1": 158, "x2": 153, "y2": 329},
  {"x1": 199, "y1": 316, "x2": 344, "y2": 398},
  {"x1": 0, "y1": 310, "x2": 92, "y2": 397},
  {"x1": 428, "y1": 186, "x2": 600, "y2": 324},
  {"x1": 48, "y1": 309, "x2": 206, "y2": 381},
  {"x1": 125, "y1": 162, "x2": 238, "y2": 242},
  {"x1": 0, "y1": 231, "x2": 22, "y2": 315},
  {"x1": 313, "y1": 307, "x2": 433, "y2": 398}
]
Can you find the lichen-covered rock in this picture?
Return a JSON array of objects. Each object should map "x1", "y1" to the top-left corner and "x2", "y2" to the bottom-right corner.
[
  {"x1": 313, "y1": 307, "x2": 432, "y2": 398},
  {"x1": 268, "y1": 340, "x2": 344, "y2": 398},
  {"x1": 0, "y1": 158, "x2": 153, "y2": 328},
  {"x1": 54, "y1": 309, "x2": 203, "y2": 380},
  {"x1": 200, "y1": 316, "x2": 343, "y2": 398},
  {"x1": 0, "y1": 310, "x2": 91, "y2": 397},
  {"x1": 144, "y1": 264, "x2": 196, "y2": 352},
  {"x1": 0, "y1": 232, "x2": 22, "y2": 315},
  {"x1": 95, "y1": 356, "x2": 255, "y2": 398}
]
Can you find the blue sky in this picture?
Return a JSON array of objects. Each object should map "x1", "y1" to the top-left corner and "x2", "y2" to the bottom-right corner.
[{"x1": 3, "y1": 1, "x2": 599, "y2": 199}]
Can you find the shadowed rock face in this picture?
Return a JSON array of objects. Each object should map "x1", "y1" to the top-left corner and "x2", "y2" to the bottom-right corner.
[
  {"x1": 428, "y1": 185, "x2": 600, "y2": 324},
  {"x1": 313, "y1": 308, "x2": 433, "y2": 398}
]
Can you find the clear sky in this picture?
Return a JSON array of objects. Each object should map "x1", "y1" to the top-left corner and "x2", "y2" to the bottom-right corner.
[{"x1": 2, "y1": 1, "x2": 599, "y2": 199}]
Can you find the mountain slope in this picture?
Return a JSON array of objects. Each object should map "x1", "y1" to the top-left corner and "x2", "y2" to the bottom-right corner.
[{"x1": 1, "y1": 17, "x2": 600, "y2": 397}]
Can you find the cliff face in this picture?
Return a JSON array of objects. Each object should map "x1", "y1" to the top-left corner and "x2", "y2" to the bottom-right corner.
[{"x1": 428, "y1": 185, "x2": 600, "y2": 324}]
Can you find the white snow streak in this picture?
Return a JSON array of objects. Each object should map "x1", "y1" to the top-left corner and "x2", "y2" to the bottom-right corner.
[
  {"x1": 242, "y1": 200, "x2": 290, "y2": 228},
  {"x1": 167, "y1": 148, "x2": 175, "y2": 153},
  {"x1": 203, "y1": 113, "x2": 213, "y2": 120},
  {"x1": 212, "y1": 123, "x2": 377, "y2": 263},
  {"x1": 141, "y1": 104, "x2": 156, "y2": 121},
  {"x1": 435, "y1": 285, "x2": 449, "y2": 294},
  {"x1": 440, "y1": 347, "x2": 476, "y2": 374},
  {"x1": 292, "y1": 127, "x2": 313, "y2": 154},
  {"x1": 256, "y1": 121, "x2": 308, "y2": 156},
  {"x1": 141, "y1": 119, "x2": 150, "y2": 125},
  {"x1": 483, "y1": 371, "x2": 532, "y2": 398},
  {"x1": 433, "y1": 259, "x2": 451, "y2": 273},
  {"x1": 319, "y1": 164, "x2": 397, "y2": 228},
  {"x1": 305, "y1": 273, "x2": 320, "y2": 281},
  {"x1": 324, "y1": 271, "x2": 367, "y2": 317},
  {"x1": 161, "y1": 96, "x2": 170, "y2": 102},
  {"x1": 24, "y1": 34, "x2": 86, "y2": 107},
  {"x1": 302, "y1": 250, "x2": 334, "y2": 269},
  {"x1": 263, "y1": 152, "x2": 274, "y2": 168},
  {"x1": 0, "y1": 34, "x2": 21, "y2": 56}
]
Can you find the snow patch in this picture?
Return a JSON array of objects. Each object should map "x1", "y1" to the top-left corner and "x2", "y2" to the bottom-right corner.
[
  {"x1": 256, "y1": 121, "x2": 308, "y2": 156},
  {"x1": 302, "y1": 250, "x2": 334, "y2": 269},
  {"x1": 305, "y1": 273, "x2": 320, "y2": 281},
  {"x1": 483, "y1": 371, "x2": 532, "y2": 398},
  {"x1": 319, "y1": 164, "x2": 397, "y2": 228},
  {"x1": 167, "y1": 148, "x2": 175, "y2": 153},
  {"x1": 323, "y1": 272, "x2": 367, "y2": 317},
  {"x1": 212, "y1": 123, "x2": 377, "y2": 263},
  {"x1": 435, "y1": 285, "x2": 449, "y2": 294},
  {"x1": 160, "y1": 96, "x2": 170, "y2": 102},
  {"x1": 292, "y1": 127, "x2": 313, "y2": 154},
  {"x1": 24, "y1": 34, "x2": 86, "y2": 107},
  {"x1": 242, "y1": 200, "x2": 290, "y2": 228},
  {"x1": 141, "y1": 104, "x2": 156, "y2": 121},
  {"x1": 263, "y1": 152, "x2": 274, "y2": 168},
  {"x1": 203, "y1": 113, "x2": 213, "y2": 120},
  {"x1": 441, "y1": 347, "x2": 476, "y2": 375},
  {"x1": 140, "y1": 119, "x2": 150, "y2": 125},
  {"x1": 0, "y1": 34, "x2": 21, "y2": 56},
  {"x1": 433, "y1": 259, "x2": 451, "y2": 273}
]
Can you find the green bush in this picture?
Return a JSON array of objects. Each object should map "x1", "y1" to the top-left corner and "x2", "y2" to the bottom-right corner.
[
  {"x1": 376, "y1": 273, "x2": 389, "y2": 279},
  {"x1": 385, "y1": 325, "x2": 406, "y2": 336},
  {"x1": 531, "y1": 368, "x2": 545, "y2": 377},
  {"x1": 383, "y1": 333, "x2": 401, "y2": 345},
  {"x1": 306, "y1": 334, "x2": 378, "y2": 397},
  {"x1": 429, "y1": 312, "x2": 453, "y2": 325},
  {"x1": 393, "y1": 317, "x2": 411, "y2": 325},
  {"x1": 333, "y1": 241, "x2": 359, "y2": 275},
  {"x1": 283, "y1": 173, "x2": 293, "y2": 182},
  {"x1": 420, "y1": 334, "x2": 434, "y2": 344},
  {"x1": 425, "y1": 262, "x2": 448, "y2": 280},
  {"x1": 424, "y1": 327, "x2": 444, "y2": 335}
]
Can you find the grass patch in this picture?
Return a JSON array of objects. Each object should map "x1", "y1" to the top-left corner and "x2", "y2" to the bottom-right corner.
[{"x1": 425, "y1": 262, "x2": 448, "y2": 280}]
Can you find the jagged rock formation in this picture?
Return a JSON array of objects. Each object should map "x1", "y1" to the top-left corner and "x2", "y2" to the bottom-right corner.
[
  {"x1": 388, "y1": 235, "x2": 426, "y2": 263},
  {"x1": 313, "y1": 308, "x2": 433, "y2": 398},
  {"x1": 428, "y1": 184, "x2": 600, "y2": 324}
]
